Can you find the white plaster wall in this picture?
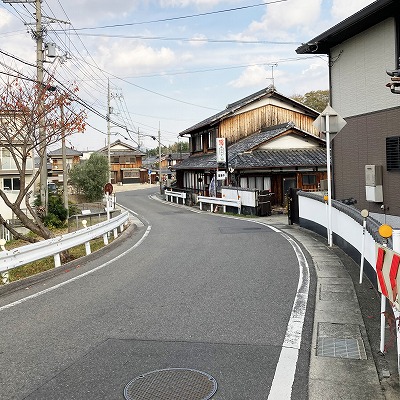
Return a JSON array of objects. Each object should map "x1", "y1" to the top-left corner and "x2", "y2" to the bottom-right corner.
[
  {"x1": 260, "y1": 134, "x2": 319, "y2": 149},
  {"x1": 238, "y1": 97, "x2": 306, "y2": 115},
  {"x1": 331, "y1": 18, "x2": 397, "y2": 118}
]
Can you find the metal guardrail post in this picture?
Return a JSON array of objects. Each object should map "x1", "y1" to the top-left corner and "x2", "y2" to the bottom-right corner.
[
  {"x1": 0, "y1": 239, "x2": 9, "y2": 284},
  {"x1": 54, "y1": 254, "x2": 61, "y2": 268}
]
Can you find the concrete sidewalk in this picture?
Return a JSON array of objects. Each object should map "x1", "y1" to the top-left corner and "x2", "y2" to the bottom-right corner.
[
  {"x1": 282, "y1": 225, "x2": 398, "y2": 400},
  {"x1": 251, "y1": 211, "x2": 399, "y2": 399}
]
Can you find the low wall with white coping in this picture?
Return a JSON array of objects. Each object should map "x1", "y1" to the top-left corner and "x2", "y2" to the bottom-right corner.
[{"x1": 298, "y1": 192, "x2": 387, "y2": 287}]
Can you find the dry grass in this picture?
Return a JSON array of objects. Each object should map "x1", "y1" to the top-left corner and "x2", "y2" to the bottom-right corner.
[{"x1": 2, "y1": 234, "x2": 114, "y2": 284}]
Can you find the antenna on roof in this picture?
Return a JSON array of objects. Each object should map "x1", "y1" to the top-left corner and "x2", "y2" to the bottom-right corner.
[{"x1": 267, "y1": 64, "x2": 278, "y2": 90}]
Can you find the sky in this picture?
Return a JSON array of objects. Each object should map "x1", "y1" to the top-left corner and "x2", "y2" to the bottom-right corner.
[{"x1": 0, "y1": 0, "x2": 376, "y2": 152}]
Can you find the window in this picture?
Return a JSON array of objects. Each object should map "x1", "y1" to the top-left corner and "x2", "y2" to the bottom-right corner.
[
  {"x1": 208, "y1": 130, "x2": 216, "y2": 149},
  {"x1": 3, "y1": 177, "x2": 20, "y2": 191},
  {"x1": 302, "y1": 174, "x2": 317, "y2": 185},
  {"x1": 193, "y1": 134, "x2": 203, "y2": 152},
  {"x1": 123, "y1": 170, "x2": 139, "y2": 178},
  {"x1": 386, "y1": 136, "x2": 400, "y2": 170}
]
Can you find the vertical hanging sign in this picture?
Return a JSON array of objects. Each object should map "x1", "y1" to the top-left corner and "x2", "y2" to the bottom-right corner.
[{"x1": 216, "y1": 137, "x2": 226, "y2": 163}]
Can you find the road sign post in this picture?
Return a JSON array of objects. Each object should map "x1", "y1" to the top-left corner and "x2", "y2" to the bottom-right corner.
[{"x1": 313, "y1": 105, "x2": 347, "y2": 247}]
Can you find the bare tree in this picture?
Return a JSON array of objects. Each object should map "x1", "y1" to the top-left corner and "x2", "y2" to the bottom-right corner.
[{"x1": 0, "y1": 76, "x2": 86, "y2": 242}]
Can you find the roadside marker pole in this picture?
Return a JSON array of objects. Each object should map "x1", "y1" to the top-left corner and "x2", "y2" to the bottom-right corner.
[
  {"x1": 378, "y1": 225, "x2": 393, "y2": 353},
  {"x1": 359, "y1": 209, "x2": 369, "y2": 284},
  {"x1": 391, "y1": 229, "x2": 400, "y2": 380}
]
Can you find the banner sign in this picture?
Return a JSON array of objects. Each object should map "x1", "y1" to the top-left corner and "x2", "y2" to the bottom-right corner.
[
  {"x1": 376, "y1": 244, "x2": 400, "y2": 310},
  {"x1": 216, "y1": 137, "x2": 226, "y2": 163}
]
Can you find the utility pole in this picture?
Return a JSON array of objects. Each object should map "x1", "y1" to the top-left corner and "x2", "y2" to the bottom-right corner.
[
  {"x1": 107, "y1": 78, "x2": 111, "y2": 183},
  {"x1": 35, "y1": 0, "x2": 50, "y2": 212},
  {"x1": 61, "y1": 104, "x2": 68, "y2": 217},
  {"x1": 158, "y1": 123, "x2": 162, "y2": 193}
]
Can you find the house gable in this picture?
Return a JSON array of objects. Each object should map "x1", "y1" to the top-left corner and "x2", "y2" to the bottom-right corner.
[
  {"x1": 259, "y1": 133, "x2": 321, "y2": 150},
  {"x1": 181, "y1": 86, "x2": 320, "y2": 155}
]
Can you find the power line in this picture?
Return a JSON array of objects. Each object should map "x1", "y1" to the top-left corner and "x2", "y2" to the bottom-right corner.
[
  {"x1": 64, "y1": 32, "x2": 299, "y2": 45},
  {"x1": 60, "y1": 1, "x2": 287, "y2": 31}
]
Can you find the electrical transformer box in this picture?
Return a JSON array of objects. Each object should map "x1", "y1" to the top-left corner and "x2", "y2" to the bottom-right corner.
[
  {"x1": 365, "y1": 165, "x2": 383, "y2": 186},
  {"x1": 365, "y1": 165, "x2": 383, "y2": 202}
]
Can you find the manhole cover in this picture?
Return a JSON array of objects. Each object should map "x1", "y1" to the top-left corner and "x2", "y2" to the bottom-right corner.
[{"x1": 124, "y1": 368, "x2": 217, "y2": 400}]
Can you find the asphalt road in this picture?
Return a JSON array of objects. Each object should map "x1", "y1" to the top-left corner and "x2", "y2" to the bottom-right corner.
[{"x1": 0, "y1": 188, "x2": 315, "y2": 399}]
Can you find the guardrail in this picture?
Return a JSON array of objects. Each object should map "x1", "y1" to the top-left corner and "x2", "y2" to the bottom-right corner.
[
  {"x1": 165, "y1": 190, "x2": 187, "y2": 205},
  {"x1": 0, "y1": 211, "x2": 129, "y2": 281},
  {"x1": 197, "y1": 195, "x2": 241, "y2": 214}
]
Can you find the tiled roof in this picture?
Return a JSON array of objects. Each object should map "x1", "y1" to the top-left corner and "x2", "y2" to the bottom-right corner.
[
  {"x1": 97, "y1": 139, "x2": 146, "y2": 156},
  {"x1": 174, "y1": 122, "x2": 326, "y2": 170},
  {"x1": 231, "y1": 148, "x2": 327, "y2": 169},
  {"x1": 48, "y1": 147, "x2": 83, "y2": 157}
]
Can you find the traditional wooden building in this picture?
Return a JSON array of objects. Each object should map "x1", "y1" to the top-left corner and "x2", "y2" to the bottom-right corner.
[
  {"x1": 48, "y1": 147, "x2": 83, "y2": 183},
  {"x1": 97, "y1": 140, "x2": 146, "y2": 184},
  {"x1": 175, "y1": 86, "x2": 326, "y2": 205}
]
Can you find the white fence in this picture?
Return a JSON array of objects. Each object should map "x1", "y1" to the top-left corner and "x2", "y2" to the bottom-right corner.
[
  {"x1": 197, "y1": 195, "x2": 241, "y2": 214},
  {"x1": 165, "y1": 190, "x2": 187, "y2": 204},
  {"x1": 0, "y1": 211, "x2": 129, "y2": 278}
]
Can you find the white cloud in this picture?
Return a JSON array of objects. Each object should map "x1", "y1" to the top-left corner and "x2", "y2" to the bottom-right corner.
[
  {"x1": 228, "y1": 65, "x2": 272, "y2": 88},
  {"x1": 0, "y1": 9, "x2": 13, "y2": 28},
  {"x1": 188, "y1": 33, "x2": 208, "y2": 47},
  {"x1": 96, "y1": 41, "x2": 176, "y2": 75},
  {"x1": 159, "y1": 0, "x2": 232, "y2": 8},
  {"x1": 248, "y1": 0, "x2": 323, "y2": 41},
  {"x1": 331, "y1": 0, "x2": 376, "y2": 21}
]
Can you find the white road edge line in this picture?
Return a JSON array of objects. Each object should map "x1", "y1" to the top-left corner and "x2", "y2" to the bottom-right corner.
[
  {"x1": 267, "y1": 229, "x2": 310, "y2": 400},
  {"x1": 147, "y1": 196, "x2": 310, "y2": 398},
  {"x1": 0, "y1": 225, "x2": 152, "y2": 312}
]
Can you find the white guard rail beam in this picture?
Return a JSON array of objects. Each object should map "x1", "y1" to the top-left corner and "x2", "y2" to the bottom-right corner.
[
  {"x1": 197, "y1": 195, "x2": 241, "y2": 214},
  {"x1": 0, "y1": 211, "x2": 129, "y2": 272},
  {"x1": 165, "y1": 190, "x2": 187, "y2": 204}
]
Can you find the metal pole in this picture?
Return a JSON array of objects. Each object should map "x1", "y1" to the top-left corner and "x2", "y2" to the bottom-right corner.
[
  {"x1": 391, "y1": 230, "x2": 400, "y2": 380},
  {"x1": 359, "y1": 217, "x2": 367, "y2": 284},
  {"x1": 326, "y1": 114, "x2": 333, "y2": 247},
  {"x1": 380, "y1": 240, "x2": 388, "y2": 353},
  {"x1": 158, "y1": 122, "x2": 162, "y2": 193}
]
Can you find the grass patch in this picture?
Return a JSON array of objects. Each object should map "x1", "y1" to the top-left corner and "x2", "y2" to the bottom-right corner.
[{"x1": 2, "y1": 235, "x2": 115, "y2": 284}]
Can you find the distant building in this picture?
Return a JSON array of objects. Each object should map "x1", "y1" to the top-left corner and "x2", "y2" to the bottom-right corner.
[
  {"x1": 48, "y1": 147, "x2": 83, "y2": 183},
  {"x1": 97, "y1": 139, "x2": 146, "y2": 184}
]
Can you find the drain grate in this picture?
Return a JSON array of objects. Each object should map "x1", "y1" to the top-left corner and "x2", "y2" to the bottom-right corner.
[
  {"x1": 317, "y1": 337, "x2": 366, "y2": 359},
  {"x1": 124, "y1": 368, "x2": 217, "y2": 400}
]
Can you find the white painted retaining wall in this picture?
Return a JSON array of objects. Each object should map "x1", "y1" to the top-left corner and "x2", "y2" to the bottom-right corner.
[{"x1": 299, "y1": 195, "x2": 378, "y2": 271}]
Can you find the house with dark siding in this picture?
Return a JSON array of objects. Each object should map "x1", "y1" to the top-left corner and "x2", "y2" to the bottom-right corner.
[{"x1": 296, "y1": 0, "x2": 400, "y2": 227}]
